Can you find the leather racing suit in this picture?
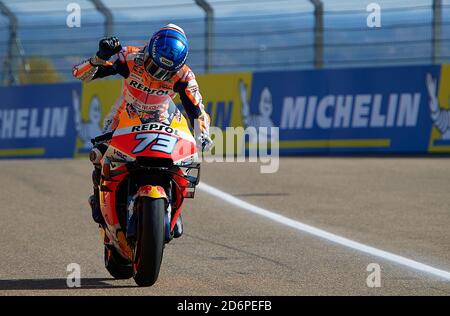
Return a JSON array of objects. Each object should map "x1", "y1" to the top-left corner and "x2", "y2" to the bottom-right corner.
[
  {"x1": 72, "y1": 45, "x2": 210, "y2": 135},
  {"x1": 72, "y1": 44, "x2": 210, "y2": 235}
]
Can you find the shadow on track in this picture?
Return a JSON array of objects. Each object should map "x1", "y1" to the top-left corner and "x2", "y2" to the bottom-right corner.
[{"x1": 0, "y1": 278, "x2": 136, "y2": 290}]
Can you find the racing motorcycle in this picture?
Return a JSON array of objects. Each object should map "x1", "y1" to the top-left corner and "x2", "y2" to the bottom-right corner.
[{"x1": 90, "y1": 99, "x2": 200, "y2": 287}]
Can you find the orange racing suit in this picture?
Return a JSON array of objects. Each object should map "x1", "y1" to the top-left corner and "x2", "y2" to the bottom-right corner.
[{"x1": 72, "y1": 45, "x2": 210, "y2": 135}]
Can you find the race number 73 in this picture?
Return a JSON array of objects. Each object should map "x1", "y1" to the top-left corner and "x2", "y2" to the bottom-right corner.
[{"x1": 132, "y1": 133, "x2": 178, "y2": 154}]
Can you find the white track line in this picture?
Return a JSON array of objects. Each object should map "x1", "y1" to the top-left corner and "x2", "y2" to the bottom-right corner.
[{"x1": 198, "y1": 182, "x2": 450, "y2": 281}]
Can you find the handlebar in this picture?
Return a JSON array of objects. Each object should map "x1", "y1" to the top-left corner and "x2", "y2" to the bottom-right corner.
[{"x1": 91, "y1": 131, "x2": 114, "y2": 145}]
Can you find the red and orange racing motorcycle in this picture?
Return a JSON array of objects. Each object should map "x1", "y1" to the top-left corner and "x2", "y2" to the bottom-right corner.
[{"x1": 90, "y1": 100, "x2": 200, "y2": 287}]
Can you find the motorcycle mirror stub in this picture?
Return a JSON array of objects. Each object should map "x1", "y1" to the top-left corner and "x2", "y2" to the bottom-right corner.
[{"x1": 90, "y1": 147, "x2": 103, "y2": 164}]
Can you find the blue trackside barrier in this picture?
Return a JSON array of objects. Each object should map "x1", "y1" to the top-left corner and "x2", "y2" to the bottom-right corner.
[
  {"x1": 1, "y1": 64, "x2": 449, "y2": 158},
  {"x1": 0, "y1": 82, "x2": 81, "y2": 159}
]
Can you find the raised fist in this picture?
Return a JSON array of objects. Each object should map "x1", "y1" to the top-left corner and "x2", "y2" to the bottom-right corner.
[{"x1": 96, "y1": 36, "x2": 122, "y2": 60}]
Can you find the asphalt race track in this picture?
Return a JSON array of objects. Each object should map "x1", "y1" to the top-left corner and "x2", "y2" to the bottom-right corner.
[{"x1": 0, "y1": 157, "x2": 449, "y2": 295}]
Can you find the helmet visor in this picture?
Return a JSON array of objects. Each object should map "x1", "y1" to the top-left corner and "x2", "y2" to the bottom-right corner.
[{"x1": 144, "y1": 57, "x2": 177, "y2": 81}]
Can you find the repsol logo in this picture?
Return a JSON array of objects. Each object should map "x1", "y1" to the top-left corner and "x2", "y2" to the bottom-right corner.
[
  {"x1": 129, "y1": 80, "x2": 169, "y2": 96},
  {"x1": 131, "y1": 123, "x2": 179, "y2": 135}
]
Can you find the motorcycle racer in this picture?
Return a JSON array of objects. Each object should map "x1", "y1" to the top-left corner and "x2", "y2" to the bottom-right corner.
[{"x1": 72, "y1": 24, "x2": 213, "y2": 237}]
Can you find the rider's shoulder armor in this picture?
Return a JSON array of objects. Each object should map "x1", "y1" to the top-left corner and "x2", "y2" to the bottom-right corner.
[
  {"x1": 173, "y1": 64, "x2": 195, "y2": 84},
  {"x1": 110, "y1": 46, "x2": 143, "y2": 65}
]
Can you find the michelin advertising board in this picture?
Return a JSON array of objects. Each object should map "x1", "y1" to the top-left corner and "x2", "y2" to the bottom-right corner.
[
  {"x1": 0, "y1": 83, "x2": 80, "y2": 158},
  {"x1": 244, "y1": 64, "x2": 449, "y2": 154},
  {"x1": 1, "y1": 65, "x2": 449, "y2": 158}
]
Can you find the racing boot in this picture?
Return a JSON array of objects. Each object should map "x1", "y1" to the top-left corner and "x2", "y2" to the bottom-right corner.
[
  {"x1": 173, "y1": 214, "x2": 183, "y2": 238},
  {"x1": 89, "y1": 189, "x2": 105, "y2": 226},
  {"x1": 89, "y1": 167, "x2": 105, "y2": 225}
]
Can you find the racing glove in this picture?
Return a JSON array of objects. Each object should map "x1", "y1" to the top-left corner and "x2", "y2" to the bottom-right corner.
[
  {"x1": 194, "y1": 113, "x2": 213, "y2": 152},
  {"x1": 91, "y1": 36, "x2": 122, "y2": 66},
  {"x1": 73, "y1": 36, "x2": 122, "y2": 81},
  {"x1": 196, "y1": 129, "x2": 213, "y2": 152}
]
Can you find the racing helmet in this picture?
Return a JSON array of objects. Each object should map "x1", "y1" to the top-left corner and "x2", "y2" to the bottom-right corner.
[{"x1": 144, "y1": 24, "x2": 189, "y2": 81}]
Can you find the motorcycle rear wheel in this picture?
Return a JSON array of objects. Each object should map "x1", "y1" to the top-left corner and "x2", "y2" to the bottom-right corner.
[{"x1": 133, "y1": 197, "x2": 165, "y2": 287}]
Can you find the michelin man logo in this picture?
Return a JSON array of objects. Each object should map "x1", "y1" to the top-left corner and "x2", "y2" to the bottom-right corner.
[
  {"x1": 239, "y1": 80, "x2": 274, "y2": 143},
  {"x1": 72, "y1": 90, "x2": 102, "y2": 151},
  {"x1": 426, "y1": 73, "x2": 450, "y2": 140}
]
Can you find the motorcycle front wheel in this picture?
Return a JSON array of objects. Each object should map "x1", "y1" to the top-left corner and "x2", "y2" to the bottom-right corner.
[{"x1": 133, "y1": 197, "x2": 165, "y2": 287}]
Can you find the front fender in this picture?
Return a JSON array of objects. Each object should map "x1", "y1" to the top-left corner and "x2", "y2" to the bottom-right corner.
[
  {"x1": 128, "y1": 185, "x2": 170, "y2": 241},
  {"x1": 136, "y1": 185, "x2": 168, "y2": 201}
]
